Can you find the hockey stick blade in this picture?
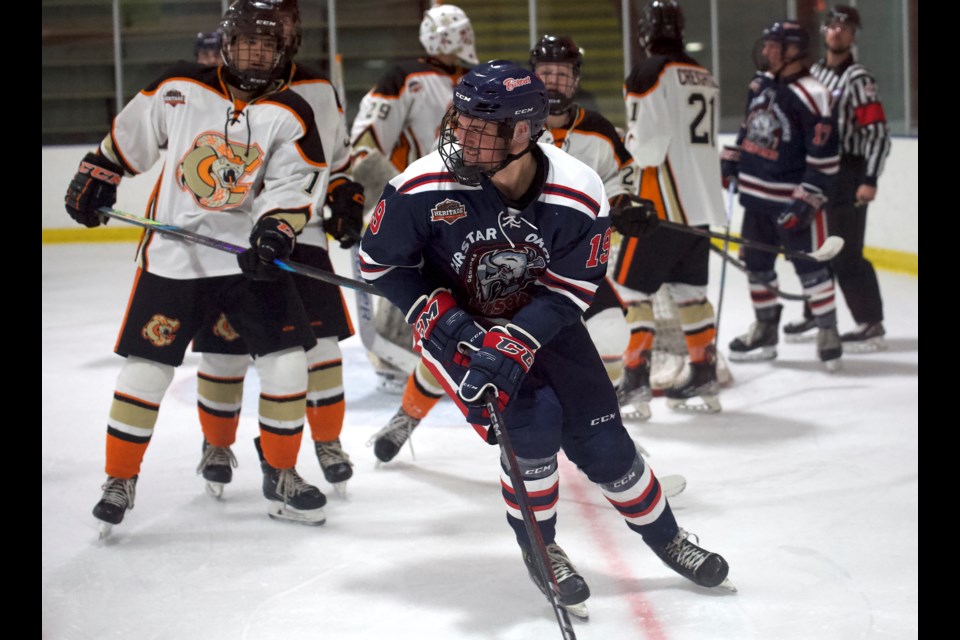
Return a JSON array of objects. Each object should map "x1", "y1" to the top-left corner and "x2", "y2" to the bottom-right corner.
[
  {"x1": 651, "y1": 216, "x2": 844, "y2": 263},
  {"x1": 98, "y1": 207, "x2": 382, "y2": 296},
  {"x1": 708, "y1": 245, "x2": 809, "y2": 301},
  {"x1": 484, "y1": 390, "x2": 577, "y2": 640}
]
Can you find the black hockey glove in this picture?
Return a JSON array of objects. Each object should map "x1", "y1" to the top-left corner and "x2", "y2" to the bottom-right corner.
[
  {"x1": 457, "y1": 326, "x2": 536, "y2": 426},
  {"x1": 238, "y1": 216, "x2": 297, "y2": 281},
  {"x1": 778, "y1": 186, "x2": 826, "y2": 232},
  {"x1": 411, "y1": 289, "x2": 486, "y2": 368},
  {"x1": 609, "y1": 194, "x2": 659, "y2": 238},
  {"x1": 324, "y1": 178, "x2": 365, "y2": 249},
  {"x1": 65, "y1": 152, "x2": 123, "y2": 228},
  {"x1": 720, "y1": 145, "x2": 741, "y2": 191}
]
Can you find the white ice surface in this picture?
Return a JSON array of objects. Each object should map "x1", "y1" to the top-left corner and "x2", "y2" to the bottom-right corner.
[{"x1": 42, "y1": 242, "x2": 918, "y2": 640}]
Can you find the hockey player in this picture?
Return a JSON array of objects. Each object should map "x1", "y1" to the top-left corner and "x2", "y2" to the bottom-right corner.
[
  {"x1": 722, "y1": 20, "x2": 842, "y2": 370},
  {"x1": 368, "y1": 34, "x2": 638, "y2": 462},
  {"x1": 349, "y1": 3, "x2": 478, "y2": 395},
  {"x1": 616, "y1": 0, "x2": 727, "y2": 416},
  {"x1": 190, "y1": 0, "x2": 361, "y2": 500},
  {"x1": 783, "y1": 5, "x2": 892, "y2": 351},
  {"x1": 64, "y1": 0, "x2": 329, "y2": 535},
  {"x1": 359, "y1": 60, "x2": 731, "y2": 618},
  {"x1": 194, "y1": 31, "x2": 221, "y2": 66}
]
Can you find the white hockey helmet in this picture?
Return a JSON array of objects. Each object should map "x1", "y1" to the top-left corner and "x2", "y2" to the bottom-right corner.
[{"x1": 419, "y1": 4, "x2": 478, "y2": 65}]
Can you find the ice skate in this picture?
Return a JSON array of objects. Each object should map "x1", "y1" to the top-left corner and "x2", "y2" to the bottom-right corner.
[
  {"x1": 255, "y1": 437, "x2": 326, "y2": 525},
  {"x1": 841, "y1": 322, "x2": 886, "y2": 353},
  {"x1": 617, "y1": 361, "x2": 652, "y2": 422},
  {"x1": 315, "y1": 438, "x2": 353, "y2": 498},
  {"x1": 92, "y1": 476, "x2": 137, "y2": 539},
  {"x1": 783, "y1": 315, "x2": 816, "y2": 343},
  {"x1": 367, "y1": 407, "x2": 420, "y2": 463},
  {"x1": 817, "y1": 326, "x2": 843, "y2": 372},
  {"x1": 665, "y1": 360, "x2": 721, "y2": 414},
  {"x1": 652, "y1": 528, "x2": 735, "y2": 591},
  {"x1": 196, "y1": 439, "x2": 237, "y2": 499},
  {"x1": 522, "y1": 542, "x2": 591, "y2": 620},
  {"x1": 728, "y1": 306, "x2": 781, "y2": 362}
]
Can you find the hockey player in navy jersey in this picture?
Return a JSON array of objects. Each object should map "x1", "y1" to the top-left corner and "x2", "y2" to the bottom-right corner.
[
  {"x1": 722, "y1": 21, "x2": 843, "y2": 370},
  {"x1": 360, "y1": 60, "x2": 731, "y2": 618}
]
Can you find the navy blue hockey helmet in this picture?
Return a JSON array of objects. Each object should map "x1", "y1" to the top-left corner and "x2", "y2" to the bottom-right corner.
[
  {"x1": 219, "y1": 0, "x2": 288, "y2": 92},
  {"x1": 439, "y1": 60, "x2": 549, "y2": 185},
  {"x1": 763, "y1": 20, "x2": 810, "y2": 59},
  {"x1": 194, "y1": 31, "x2": 221, "y2": 62},
  {"x1": 638, "y1": 0, "x2": 685, "y2": 50}
]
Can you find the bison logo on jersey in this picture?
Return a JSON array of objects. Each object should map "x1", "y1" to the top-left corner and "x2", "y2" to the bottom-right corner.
[
  {"x1": 177, "y1": 132, "x2": 263, "y2": 210},
  {"x1": 469, "y1": 246, "x2": 546, "y2": 315},
  {"x1": 141, "y1": 314, "x2": 181, "y2": 347},
  {"x1": 743, "y1": 89, "x2": 787, "y2": 161},
  {"x1": 430, "y1": 198, "x2": 468, "y2": 225},
  {"x1": 212, "y1": 313, "x2": 240, "y2": 342}
]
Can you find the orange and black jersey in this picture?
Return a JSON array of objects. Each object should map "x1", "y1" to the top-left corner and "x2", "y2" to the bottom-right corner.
[{"x1": 103, "y1": 61, "x2": 328, "y2": 279}]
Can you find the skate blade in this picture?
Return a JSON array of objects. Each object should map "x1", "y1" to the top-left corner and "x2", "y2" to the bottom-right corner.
[
  {"x1": 716, "y1": 578, "x2": 738, "y2": 593},
  {"x1": 205, "y1": 481, "x2": 225, "y2": 500},
  {"x1": 266, "y1": 502, "x2": 326, "y2": 526},
  {"x1": 843, "y1": 338, "x2": 886, "y2": 353},
  {"x1": 621, "y1": 402, "x2": 652, "y2": 422},
  {"x1": 728, "y1": 347, "x2": 777, "y2": 362},
  {"x1": 784, "y1": 333, "x2": 816, "y2": 344},
  {"x1": 666, "y1": 394, "x2": 721, "y2": 414},
  {"x1": 823, "y1": 358, "x2": 842, "y2": 373},
  {"x1": 563, "y1": 601, "x2": 589, "y2": 620},
  {"x1": 97, "y1": 522, "x2": 114, "y2": 540},
  {"x1": 660, "y1": 474, "x2": 687, "y2": 498},
  {"x1": 331, "y1": 481, "x2": 348, "y2": 499}
]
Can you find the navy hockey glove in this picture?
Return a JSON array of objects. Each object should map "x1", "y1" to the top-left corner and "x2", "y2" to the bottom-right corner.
[
  {"x1": 238, "y1": 216, "x2": 297, "y2": 280},
  {"x1": 64, "y1": 152, "x2": 123, "y2": 228},
  {"x1": 778, "y1": 186, "x2": 826, "y2": 231},
  {"x1": 324, "y1": 178, "x2": 365, "y2": 249},
  {"x1": 411, "y1": 289, "x2": 486, "y2": 367},
  {"x1": 458, "y1": 326, "x2": 536, "y2": 426},
  {"x1": 609, "y1": 194, "x2": 659, "y2": 238},
  {"x1": 720, "y1": 145, "x2": 741, "y2": 191}
]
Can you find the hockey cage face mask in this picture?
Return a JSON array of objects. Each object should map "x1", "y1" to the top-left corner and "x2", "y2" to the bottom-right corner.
[
  {"x1": 532, "y1": 62, "x2": 580, "y2": 116},
  {"x1": 439, "y1": 107, "x2": 515, "y2": 186}
]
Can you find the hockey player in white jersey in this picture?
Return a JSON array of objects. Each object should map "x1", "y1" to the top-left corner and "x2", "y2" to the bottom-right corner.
[
  {"x1": 64, "y1": 0, "x2": 329, "y2": 535},
  {"x1": 189, "y1": 0, "x2": 360, "y2": 500},
  {"x1": 349, "y1": 3, "x2": 478, "y2": 396},
  {"x1": 616, "y1": 0, "x2": 726, "y2": 415}
]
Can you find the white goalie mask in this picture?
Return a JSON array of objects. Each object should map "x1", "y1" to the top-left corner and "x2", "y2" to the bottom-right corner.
[{"x1": 419, "y1": 4, "x2": 478, "y2": 65}]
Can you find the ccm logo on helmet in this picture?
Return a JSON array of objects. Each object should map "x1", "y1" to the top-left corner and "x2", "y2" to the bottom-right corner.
[
  {"x1": 455, "y1": 91, "x2": 472, "y2": 102},
  {"x1": 515, "y1": 107, "x2": 535, "y2": 115},
  {"x1": 503, "y1": 76, "x2": 532, "y2": 91}
]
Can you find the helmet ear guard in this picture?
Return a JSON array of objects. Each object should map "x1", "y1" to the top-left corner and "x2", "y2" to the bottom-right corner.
[{"x1": 419, "y1": 4, "x2": 478, "y2": 65}]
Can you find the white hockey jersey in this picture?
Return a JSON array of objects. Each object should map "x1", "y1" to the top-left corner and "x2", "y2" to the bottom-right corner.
[
  {"x1": 540, "y1": 106, "x2": 636, "y2": 201},
  {"x1": 350, "y1": 57, "x2": 468, "y2": 172},
  {"x1": 102, "y1": 63, "x2": 328, "y2": 279},
  {"x1": 623, "y1": 53, "x2": 725, "y2": 227}
]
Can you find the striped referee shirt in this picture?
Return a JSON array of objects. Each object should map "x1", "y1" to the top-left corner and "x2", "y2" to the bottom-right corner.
[{"x1": 811, "y1": 57, "x2": 891, "y2": 185}]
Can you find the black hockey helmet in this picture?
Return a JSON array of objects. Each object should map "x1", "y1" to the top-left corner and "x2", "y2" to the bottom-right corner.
[
  {"x1": 219, "y1": 0, "x2": 287, "y2": 92},
  {"x1": 529, "y1": 35, "x2": 583, "y2": 115},
  {"x1": 438, "y1": 60, "x2": 549, "y2": 185},
  {"x1": 823, "y1": 5, "x2": 862, "y2": 32},
  {"x1": 755, "y1": 20, "x2": 810, "y2": 71},
  {"x1": 638, "y1": 0, "x2": 685, "y2": 51}
]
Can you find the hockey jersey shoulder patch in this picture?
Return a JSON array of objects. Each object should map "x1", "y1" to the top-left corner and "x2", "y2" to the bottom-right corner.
[{"x1": 429, "y1": 198, "x2": 469, "y2": 225}]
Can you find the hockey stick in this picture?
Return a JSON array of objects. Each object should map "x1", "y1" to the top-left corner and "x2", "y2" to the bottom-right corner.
[
  {"x1": 713, "y1": 181, "x2": 736, "y2": 340},
  {"x1": 484, "y1": 389, "x2": 577, "y2": 640},
  {"x1": 98, "y1": 207, "x2": 382, "y2": 296},
  {"x1": 708, "y1": 244, "x2": 809, "y2": 301},
  {"x1": 652, "y1": 215, "x2": 844, "y2": 262}
]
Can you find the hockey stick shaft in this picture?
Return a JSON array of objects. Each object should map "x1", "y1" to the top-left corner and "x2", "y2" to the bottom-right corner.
[
  {"x1": 98, "y1": 207, "x2": 382, "y2": 296},
  {"x1": 484, "y1": 390, "x2": 576, "y2": 640},
  {"x1": 654, "y1": 216, "x2": 843, "y2": 262},
  {"x1": 714, "y1": 181, "x2": 736, "y2": 340},
  {"x1": 708, "y1": 244, "x2": 809, "y2": 301}
]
